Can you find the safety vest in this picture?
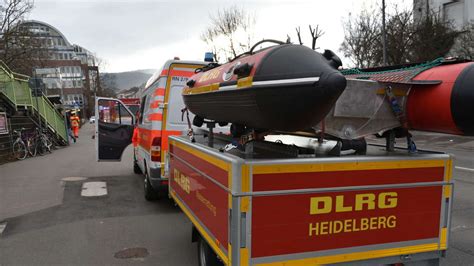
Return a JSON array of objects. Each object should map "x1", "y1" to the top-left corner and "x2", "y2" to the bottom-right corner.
[{"x1": 71, "y1": 116, "x2": 79, "y2": 127}]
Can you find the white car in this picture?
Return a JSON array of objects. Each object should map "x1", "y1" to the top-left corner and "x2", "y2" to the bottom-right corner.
[{"x1": 89, "y1": 116, "x2": 95, "y2": 124}]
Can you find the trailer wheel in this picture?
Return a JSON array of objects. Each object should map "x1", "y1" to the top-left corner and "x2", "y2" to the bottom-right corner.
[{"x1": 198, "y1": 236, "x2": 223, "y2": 266}]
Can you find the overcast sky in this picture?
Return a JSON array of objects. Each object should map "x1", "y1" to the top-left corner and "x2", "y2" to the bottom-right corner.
[{"x1": 29, "y1": 0, "x2": 411, "y2": 73}]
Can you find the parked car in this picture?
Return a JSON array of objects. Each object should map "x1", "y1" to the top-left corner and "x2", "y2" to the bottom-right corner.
[{"x1": 89, "y1": 116, "x2": 95, "y2": 124}]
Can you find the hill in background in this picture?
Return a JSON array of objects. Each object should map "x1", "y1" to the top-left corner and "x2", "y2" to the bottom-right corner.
[{"x1": 101, "y1": 69, "x2": 156, "y2": 92}]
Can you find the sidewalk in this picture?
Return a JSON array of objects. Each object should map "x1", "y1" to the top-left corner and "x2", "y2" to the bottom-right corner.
[{"x1": 0, "y1": 123, "x2": 134, "y2": 220}]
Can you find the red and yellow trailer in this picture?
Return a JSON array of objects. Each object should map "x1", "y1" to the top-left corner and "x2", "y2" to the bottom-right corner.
[{"x1": 168, "y1": 135, "x2": 453, "y2": 266}]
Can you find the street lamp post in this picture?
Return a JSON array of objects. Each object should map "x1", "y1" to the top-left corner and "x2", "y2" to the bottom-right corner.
[{"x1": 382, "y1": 0, "x2": 388, "y2": 66}]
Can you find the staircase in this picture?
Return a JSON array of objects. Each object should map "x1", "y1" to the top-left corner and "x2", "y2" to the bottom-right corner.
[{"x1": 0, "y1": 61, "x2": 68, "y2": 145}]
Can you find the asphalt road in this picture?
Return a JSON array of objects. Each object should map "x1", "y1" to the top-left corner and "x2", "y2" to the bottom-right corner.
[
  {"x1": 0, "y1": 124, "x2": 196, "y2": 265},
  {"x1": 0, "y1": 124, "x2": 473, "y2": 265}
]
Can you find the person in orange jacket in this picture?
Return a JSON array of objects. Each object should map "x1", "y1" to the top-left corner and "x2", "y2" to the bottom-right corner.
[{"x1": 70, "y1": 112, "x2": 80, "y2": 138}]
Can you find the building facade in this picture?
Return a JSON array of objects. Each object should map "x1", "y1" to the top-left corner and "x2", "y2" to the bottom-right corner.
[
  {"x1": 18, "y1": 20, "x2": 98, "y2": 116},
  {"x1": 414, "y1": 0, "x2": 474, "y2": 29}
]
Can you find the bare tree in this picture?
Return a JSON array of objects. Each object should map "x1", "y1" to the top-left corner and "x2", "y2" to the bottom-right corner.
[
  {"x1": 409, "y1": 10, "x2": 459, "y2": 62},
  {"x1": 451, "y1": 21, "x2": 474, "y2": 60},
  {"x1": 340, "y1": 6, "x2": 460, "y2": 68},
  {"x1": 201, "y1": 6, "x2": 256, "y2": 62},
  {"x1": 200, "y1": 28, "x2": 220, "y2": 62},
  {"x1": 340, "y1": 8, "x2": 381, "y2": 68},
  {"x1": 309, "y1": 25, "x2": 324, "y2": 50},
  {"x1": 98, "y1": 73, "x2": 117, "y2": 98},
  {"x1": 0, "y1": 0, "x2": 41, "y2": 74},
  {"x1": 289, "y1": 24, "x2": 324, "y2": 51},
  {"x1": 384, "y1": 9, "x2": 413, "y2": 65},
  {"x1": 295, "y1": 26, "x2": 303, "y2": 45}
]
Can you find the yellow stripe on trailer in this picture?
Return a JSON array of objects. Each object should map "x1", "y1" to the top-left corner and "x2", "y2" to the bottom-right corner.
[
  {"x1": 240, "y1": 247, "x2": 250, "y2": 266},
  {"x1": 171, "y1": 140, "x2": 230, "y2": 171},
  {"x1": 253, "y1": 159, "x2": 447, "y2": 174},
  {"x1": 241, "y1": 165, "x2": 250, "y2": 212},
  {"x1": 256, "y1": 243, "x2": 440, "y2": 266},
  {"x1": 440, "y1": 228, "x2": 448, "y2": 250},
  {"x1": 171, "y1": 190, "x2": 229, "y2": 265}
]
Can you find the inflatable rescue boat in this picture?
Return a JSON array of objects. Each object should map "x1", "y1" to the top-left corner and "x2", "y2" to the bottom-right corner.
[
  {"x1": 331, "y1": 59, "x2": 474, "y2": 137},
  {"x1": 183, "y1": 41, "x2": 346, "y2": 132}
]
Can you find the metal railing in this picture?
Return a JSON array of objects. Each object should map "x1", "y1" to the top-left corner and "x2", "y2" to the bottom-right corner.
[{"x1": 0, "y1": 61, "x2": 67, "y2": 143}]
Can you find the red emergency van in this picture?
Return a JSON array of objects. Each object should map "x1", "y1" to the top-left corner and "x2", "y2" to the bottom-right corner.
[{"x1": 96, "y1": 59, "x2": 207, "y2": 199}]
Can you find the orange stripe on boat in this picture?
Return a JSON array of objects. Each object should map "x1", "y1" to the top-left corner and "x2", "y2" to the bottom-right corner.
[
  {"x1": 154, "y1": 88, "x2": 165, "y2": 96},
  {"x1": 148, "y1": 113, "x2": 163, "y2": 121},
  {"x1": 160, "y1": 69, "x2": 169, "y2": 76}
]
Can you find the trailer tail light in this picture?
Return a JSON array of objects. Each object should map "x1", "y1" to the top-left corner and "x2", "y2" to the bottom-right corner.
[{"x1": 151, "y1": 137, "x2": 162, "y2": 162}]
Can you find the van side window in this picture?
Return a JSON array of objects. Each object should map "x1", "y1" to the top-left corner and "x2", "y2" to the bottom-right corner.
[
  {"x1": 142, "y1": 94, "x2": 153, "y2": 124},
  {"x1": 139, "y1": 95, "x2": 146, "y2": 124}
]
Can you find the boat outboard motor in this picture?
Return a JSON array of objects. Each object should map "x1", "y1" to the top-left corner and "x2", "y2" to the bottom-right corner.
[{"x1": 323, "y1": 49, "x2": 343, "y2": 69}]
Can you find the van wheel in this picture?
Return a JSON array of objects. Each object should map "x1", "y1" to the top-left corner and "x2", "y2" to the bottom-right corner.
[
  {"x1": 198, "y1": 236, "x2": 223, "y2": 266},
  {"x1": 133, "y1": 159, "x2": 142, "y2": 174},
  {"x1": 144, "y1": 172, "x2": 158, "y2": 201}
]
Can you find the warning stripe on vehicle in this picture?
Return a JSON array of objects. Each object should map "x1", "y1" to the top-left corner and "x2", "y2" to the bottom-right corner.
[
  {"x1": 148, "y1": 113, "x2": 163, "y2": 121},
  {"x1": 138, "y1": 128, "x2": 180, "y2": 151},
  {"x1": 160, "y1": 69, "x2": 195, "y2": 78},
  {"x1": 154, "y1": 88, "x2": 166, "y2": 96},
  {"x1": 149, "y1": 100, "x2": 162, "y2": 109}
]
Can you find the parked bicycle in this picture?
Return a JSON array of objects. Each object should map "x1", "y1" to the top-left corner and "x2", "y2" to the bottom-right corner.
[
  {"x1": 12, "y1": 128, "x2": 28, "y2": 160},
  {"x1": 28, "y1": 127, "x2": 53, "y2": 156}
]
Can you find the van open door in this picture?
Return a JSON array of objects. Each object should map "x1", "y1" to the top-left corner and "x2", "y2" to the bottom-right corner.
[{"x1": 95, "y1": 97, "x2": 135, "y2": 161}]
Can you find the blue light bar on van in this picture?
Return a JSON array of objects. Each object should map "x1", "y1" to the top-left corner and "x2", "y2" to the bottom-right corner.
[{"x1": 204, "y1": 52, "x2": 214, "y2": 62}]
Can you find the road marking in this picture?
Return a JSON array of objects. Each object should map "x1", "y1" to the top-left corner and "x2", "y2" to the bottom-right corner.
[
  {"x1": 455, "y1": 166, "x2": 474, "y2": 173},
  {"x1": 0, "y1": 222, "x2": 7, "y2": 235},
  {"x1": 62, "y1": 176, "x2": 87, "y2": 182},
  {"x1": 81, "y1": 182, "x2": 107, "y2": 197}
]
